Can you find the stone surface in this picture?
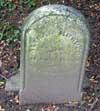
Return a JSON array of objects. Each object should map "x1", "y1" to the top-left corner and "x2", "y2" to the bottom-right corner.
[
  {"x1": 5, "y1": 71, "x2": 20, "y2": 91},
  {"x1": 8, "y1": 5, "x2": 90, "y2": 104}
]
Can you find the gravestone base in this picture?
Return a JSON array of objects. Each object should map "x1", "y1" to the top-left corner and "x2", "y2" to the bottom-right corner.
[{"x1": 5, "y1": 73, "x2": 20, "y2": 91}]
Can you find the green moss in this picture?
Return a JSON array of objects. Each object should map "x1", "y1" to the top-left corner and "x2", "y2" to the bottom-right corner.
[
  {"x1": 25, "y1": 15, "x2": 84, "y2": 65},
  {"x1": 27, "y1": 30, "x2": 83, "y2": 65}
]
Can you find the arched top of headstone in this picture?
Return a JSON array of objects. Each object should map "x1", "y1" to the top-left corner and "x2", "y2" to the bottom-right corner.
[{"x1": 22, "y1": 5, "x2": 89, "y2": 38}]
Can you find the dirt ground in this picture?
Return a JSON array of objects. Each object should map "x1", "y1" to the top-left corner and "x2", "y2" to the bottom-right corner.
[{"x1": 0, "y1": 0, "x2": 100, "y2": 111}]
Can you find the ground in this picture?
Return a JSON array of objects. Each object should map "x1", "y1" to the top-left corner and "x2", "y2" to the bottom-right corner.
[{"x1": 0, "y1": 0, "x2": 100, "y2": 111}]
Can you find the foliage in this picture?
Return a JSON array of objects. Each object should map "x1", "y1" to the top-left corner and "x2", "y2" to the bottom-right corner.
[
  {"x1": 0, "y1": 22, "x2": 20, "y2": 44},
  {"x1": 0, "y1": 0, "x2": 16, "y2": 11},
  {"x1": 20, "y1": 0, "x2": 36, "y2": 9}
]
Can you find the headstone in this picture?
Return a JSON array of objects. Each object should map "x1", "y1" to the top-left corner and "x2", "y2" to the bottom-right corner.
[{"x1": 6, "y1": 5, "x2": 90, "y2": 105}]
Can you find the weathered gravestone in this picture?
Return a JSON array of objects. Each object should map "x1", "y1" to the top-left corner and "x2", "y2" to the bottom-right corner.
[{"x1": 5, "y1": 5, "x2": 90, "y2": 105}]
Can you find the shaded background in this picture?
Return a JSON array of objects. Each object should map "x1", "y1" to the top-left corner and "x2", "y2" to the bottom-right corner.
[{"x1": 0, "y1": 0, "x2": 100, "y2": 111}]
